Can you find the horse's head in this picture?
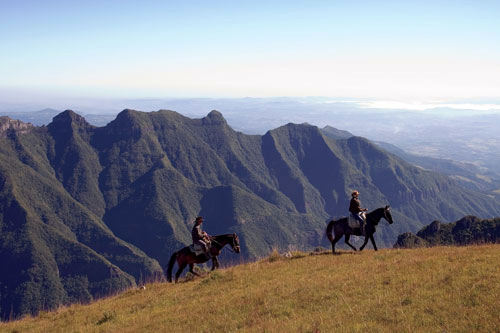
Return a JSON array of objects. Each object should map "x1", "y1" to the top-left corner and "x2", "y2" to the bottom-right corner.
[
  {"x1": 231, "y1": 233, "x2": 241, "y2": 253},
  {"x1": 383, "y1": 205, "x2": 393, "y2": 224}
]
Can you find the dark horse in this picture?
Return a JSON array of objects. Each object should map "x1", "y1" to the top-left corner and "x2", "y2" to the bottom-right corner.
[
  {"x1": 326, "y1": 206, "x2": 393, "y2": 254},
  {"x1": 166, "y1": 233, "x2": 241, "y2": 283}
]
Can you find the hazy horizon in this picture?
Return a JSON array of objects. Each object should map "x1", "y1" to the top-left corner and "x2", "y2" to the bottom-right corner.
[{"x1": 2, "y1": 95, "x2": 500, "y2": 117}]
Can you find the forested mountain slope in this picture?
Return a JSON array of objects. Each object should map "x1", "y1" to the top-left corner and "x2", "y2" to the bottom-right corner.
[{"x1": 1, "y1": 109, "x2": 499, "y2": 319}]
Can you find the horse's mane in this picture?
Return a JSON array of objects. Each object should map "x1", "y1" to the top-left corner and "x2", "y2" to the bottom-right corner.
[
  {"x1": 368, "y1": 207, "x2": 385, "y2": 215},
  {"x1": 366, "y1": 207, "x2": 390, "y2": 226},
  {"x1": 212, "y1": 233, "x2": 235, "y2": 239}
]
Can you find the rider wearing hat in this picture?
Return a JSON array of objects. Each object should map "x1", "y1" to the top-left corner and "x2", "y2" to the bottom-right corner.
[
  {"x1": 349, "y1": 190, "x2": 368, "y2": 235},
  {"x1": 192, "y1": 216, "x2": 211, "y2": 257}
]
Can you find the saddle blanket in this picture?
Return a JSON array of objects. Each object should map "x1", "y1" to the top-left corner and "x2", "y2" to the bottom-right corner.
[{"x1": 348, "y1": 214, "x2": 363, "y2": 229}]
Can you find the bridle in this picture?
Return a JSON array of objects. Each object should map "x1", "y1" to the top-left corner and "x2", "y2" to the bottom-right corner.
[
  {"x1": 209, "y1": 234, "x2": 240, "y2": 253},
  {"x1": 227, "y1": 234, "x2": 240, "y2": 253},
  {"x1": 383, "y1": 207, "x2": 392, "y2": 224}
]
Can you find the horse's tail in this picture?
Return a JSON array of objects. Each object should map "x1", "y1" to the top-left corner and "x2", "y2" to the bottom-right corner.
[
  {"x1": 326, "y1": 220, "x2": 335, "y2": 242},
  {"x1": 166, "y1": 251, "x2": 177, "y2": 283}
]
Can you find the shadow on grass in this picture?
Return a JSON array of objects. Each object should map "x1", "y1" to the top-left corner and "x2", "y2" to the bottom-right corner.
[
  {"x1": 172, "y1": 249, "x2": 361, "y2": 283},
  {"x1": 310, "y1": 250, "x2": 358, "y2": 256},
  {"x1": 176, "y1": 270, "x2": 212, "y2": 284}
]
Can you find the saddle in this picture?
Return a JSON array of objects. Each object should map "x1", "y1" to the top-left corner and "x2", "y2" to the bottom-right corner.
[
  {"x1": 348, "y1": 212, "x2": 366, "y2": 229},
  {"x1": 189, "y1": 238, "x2": 212, "y2": 256},
  {"x1": 189, "y1": 244, "x2": 205, "y2": 256}
]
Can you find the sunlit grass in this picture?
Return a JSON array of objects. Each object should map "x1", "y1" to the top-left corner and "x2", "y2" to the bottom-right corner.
[{"x1": 1, "y1": 244, "x2": 499, "y2": 332}]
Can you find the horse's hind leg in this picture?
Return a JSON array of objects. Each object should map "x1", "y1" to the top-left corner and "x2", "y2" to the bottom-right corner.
[
  {"x1": 175, "y1": 263, "x2": 187, "y2": 283},
  {"x1": 344, "y1": 234, "x2": 357, "y2": 252},
  {"x1": 331, "y1": 234, "x2": 342, "y2": 254}
]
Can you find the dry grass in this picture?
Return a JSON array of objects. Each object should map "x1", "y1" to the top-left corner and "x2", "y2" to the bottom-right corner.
[{"x1": 2, "y1": 244, "x2": 500, "y2": 333}]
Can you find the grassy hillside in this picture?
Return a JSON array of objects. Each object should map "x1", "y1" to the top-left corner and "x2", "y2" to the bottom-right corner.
[{"x1": 2, "y1": 244, "x2": 499, "y2": 333}]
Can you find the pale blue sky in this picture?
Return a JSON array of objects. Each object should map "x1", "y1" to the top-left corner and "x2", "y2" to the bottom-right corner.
[{"x1": 1, "y1": 0, "x2": 499, "y2": 102}]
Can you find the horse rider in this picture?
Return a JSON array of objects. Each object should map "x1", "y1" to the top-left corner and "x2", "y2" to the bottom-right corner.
[
  {"x1": 349, "y1": 190, "x2": 368, "y2": 235},
  {"x1": 192, "y1": 216, "x2": 211, "y2": 257}
]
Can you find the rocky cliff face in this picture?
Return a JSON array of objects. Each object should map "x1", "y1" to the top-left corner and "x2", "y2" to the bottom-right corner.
[
  {"x1": 0, "y1": 117, "x2": 34, "y2": 137},
  {"x1": 394, "y1": 216, "x2": 500, "y2": 248}
]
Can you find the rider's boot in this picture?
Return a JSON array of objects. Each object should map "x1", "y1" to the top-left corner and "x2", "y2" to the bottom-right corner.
[
  {"x1": 204, "y1": 247, "x2": 212, "y2": 259},
  {"x1": 360, "y1": 221, "x2": 366, "y2": 236}
]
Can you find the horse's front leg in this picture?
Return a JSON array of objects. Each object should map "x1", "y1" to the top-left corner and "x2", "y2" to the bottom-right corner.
[
  {"x1": 359, "y1": 235, "x2": 370, "y2": 251},
  {"x1": 211, "y1": 257, "x2": 219, "y2": 271},
  {"x1": 189, "y1": 263, "x2": 200, "y2": 276},
  {"x1": 331, "y1": 234, "x2": 342, "y2": 254},
  {"x1": 369, "y1": 234, "x2": 378, "y2": 251}
]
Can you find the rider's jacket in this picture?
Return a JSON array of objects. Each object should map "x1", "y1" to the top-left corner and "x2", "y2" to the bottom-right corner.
[
  {"x1": 192, "y1": 223, "x2": 205, "y2": 243},
  {"x1": 349, "y1": 197, "x2": 363, "y2": 214}
]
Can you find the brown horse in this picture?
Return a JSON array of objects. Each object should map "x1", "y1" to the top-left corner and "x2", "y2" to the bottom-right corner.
[
  {"x1": 166, "y1": 233, "x2": 241, "y2": 283},
  {"x1": 326, "y1": 206, "x2": 393, "y2": 254}
]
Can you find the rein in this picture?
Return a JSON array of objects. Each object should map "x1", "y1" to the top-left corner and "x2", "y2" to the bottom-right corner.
[
  {"x1": 224, "y1": 245, "x2": 238, "y2": 253},
  {"x1": 209, "y1": 236, "x2": 238, "y2": 253}
]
